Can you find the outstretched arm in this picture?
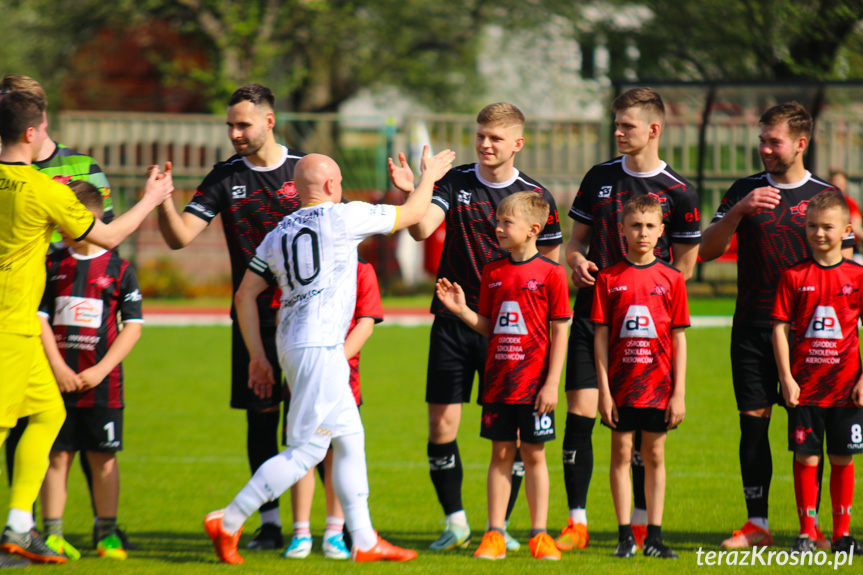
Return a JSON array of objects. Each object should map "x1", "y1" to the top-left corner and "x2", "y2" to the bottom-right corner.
[
  {"x1": 389, "y1": 147, "x2": 454, "y2": 234},
  {"x1": 84, "y1": 165, "x2": 173, "y2": 250},
  {"x1": 153, "y1": 162, "x2": 209, "y2": 249}
]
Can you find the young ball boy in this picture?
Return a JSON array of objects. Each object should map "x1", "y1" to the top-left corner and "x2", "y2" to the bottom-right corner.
[
  {"x1": 772, "y1": 190, "x2": 863, "y2": 555},
  {"x1": 37, "y1": 180, "x2": 144, "y2": 560},
  {"x1": 593, "y1": 195, "x2": 688, "y2": 559},
  {"x1": 284, "y1": 259, "x2": 383, "y2": 560},
  {"x1": 436, "y1": 192, "x2": 570, "y2": 560}
]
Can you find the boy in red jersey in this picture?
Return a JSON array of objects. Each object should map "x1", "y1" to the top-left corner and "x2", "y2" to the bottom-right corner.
[
  {"x1": 593, "y1": 195, "x2": 688, "y2": 559},
  {"x1": 436, "y1": 192, "x2": 570, "y2": 561},
  {"x1": 37, "y1": 181, "x2": 144, "y2": 561},
  {"x1": 772, "y1": 190, "x2": 863, "y2": 556}
]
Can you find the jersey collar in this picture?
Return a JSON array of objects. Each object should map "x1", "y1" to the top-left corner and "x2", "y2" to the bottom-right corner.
[
  {"x1": 766, "y1": 170, "x2": 812, "y2": 189},
  {"x1": 69, "y1": 247, "x2": 108, "y2": 260},
  {"x1": 473, "y1": 164, "x2": 520, "y2": 188},
  {"x1": 621, "y1": 156, "x2": 667, "y2": 179},
  {"x1": 242, "y1": 145, "x2": 288, "y2": 172}
]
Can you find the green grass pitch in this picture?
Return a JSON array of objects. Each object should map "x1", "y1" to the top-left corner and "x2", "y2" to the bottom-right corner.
[{"x1": 3, "y1": 324, "x2": 861, "y2": 573}]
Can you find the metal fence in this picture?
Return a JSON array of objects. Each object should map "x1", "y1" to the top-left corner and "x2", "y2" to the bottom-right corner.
[{"x1": 54, "y1": 91, "x2": 863, "y2": 292}]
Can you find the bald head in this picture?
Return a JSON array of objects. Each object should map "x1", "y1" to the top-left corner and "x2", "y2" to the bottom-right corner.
[{"x1": 295, "y1": 153, "x2": 343, "y2": 205}]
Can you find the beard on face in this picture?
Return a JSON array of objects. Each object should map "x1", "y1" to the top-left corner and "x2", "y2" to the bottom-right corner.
[{"x1": 763, "y1": 150, "x2": 797, "y2": 176}]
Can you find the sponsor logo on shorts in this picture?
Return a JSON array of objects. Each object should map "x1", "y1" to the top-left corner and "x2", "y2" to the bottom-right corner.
[
  {"x1": 231, "y1": 185, "x2": 247, "y2": 198},
  {"x1": 794, "y1": 426, "x2": 813, "y2": 444},
  {"x1": 482, "y1": 411, "x2": 498, "y2": 429},
  {"x1": 847, "y1": 443, "x2": 863, "y2": 450}
]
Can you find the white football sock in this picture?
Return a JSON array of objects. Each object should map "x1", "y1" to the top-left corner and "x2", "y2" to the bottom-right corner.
[
  {"x1": 630, "y1": 508, "x2": 647, "y2": 525},
  {"x1": 6, "y1": 509, "x2": 33, "y2": 533},
  {"x1": 749, "y1": 517, "x2": 769, "y2": 531},
  {"x1": 447, "y1": 510, "x2": 468, "y2": 527},
  {"x1": 223, "y1": 441, "x2": 328, "y2": 534},
  {"x1": 569, "y1": 508, "x2": 587, "y2": 525},
  {"x1": 331, "y1": 432, "x2": 377, "y2": 550}
]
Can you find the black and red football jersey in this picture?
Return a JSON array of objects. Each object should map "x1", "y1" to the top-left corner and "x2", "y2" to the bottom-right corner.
[
  {"x1": 569, "y1": 157, "x2": 701, "y2": 318},
  {"x1": 478, "y1": 254, "x2": 571, "y2": 404},
  {"x1": 712, "y1": 171, "x2": 854, "y2": 328},
  {"x1": 430, "y1": 164, "x2": 563, "y2": 316},
  {"x1": 38, "y1": 249, "x2": 143, "y2": 408},
  {"x1": 592, "y1": 259, "x2": 689, "y2": 409},
  {"x1": 772, "y1": 259, "x2": 863, "y2": 407},
  {"x1": 184, "y1": 145, "x2": 305, "y2": 325},
  {"x1": 347, "y1": 260, "x2": 384, "y2": 405}
]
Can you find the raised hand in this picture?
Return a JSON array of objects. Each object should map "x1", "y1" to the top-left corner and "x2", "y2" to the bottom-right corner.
[
  {"x1": 388, "y1": 152, "x2": 416, "y2": 193},
  {"x1": 435, "y1": 278, "x2": 466, "y2": 315},
  {"x1": 422, "y1": 148, "x2": 456, "y2": 183}
]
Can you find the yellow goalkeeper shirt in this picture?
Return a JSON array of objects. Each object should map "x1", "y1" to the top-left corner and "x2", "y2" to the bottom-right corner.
[{"x1": 0, "y1": 162, "x2": 94, "y2": 336}]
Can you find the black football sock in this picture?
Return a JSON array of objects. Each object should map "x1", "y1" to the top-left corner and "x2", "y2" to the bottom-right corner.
[
  {"x1": 739, "y1": 414, "x2": 772, "y2": 519},
  {"x1": 646, "y1": 524, "x2": 662, "y2": 542},
  {"x1": 618, "y1": 524, "x2": 633, "y2": 541},
  {"x1": 428, "y1": 440, "x2": 464, "y2": 516},
  {"x1": 505, "y1": 449, "x2": 524, "y2": 522},
  {"x1": 563, "y1": 413, "x2": 595, "y2": 510},
  {"x1": 632, "y1": 429, "x2": 647, "y2": 517},
  {"x1": 247, "y1": 409, "x2": 281, "y2": 515}
]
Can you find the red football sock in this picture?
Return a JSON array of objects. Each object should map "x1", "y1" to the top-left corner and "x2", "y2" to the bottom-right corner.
[
  {"x1": 831, "y1": 461, "x2": 854, "y2": 540},
  {"x1": 794, "y1": 460, "x2": 818, "y2": 539}
]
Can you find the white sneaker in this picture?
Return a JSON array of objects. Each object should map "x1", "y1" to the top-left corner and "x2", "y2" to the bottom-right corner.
[
  {"x1": 282, "y1": 535, "x2": 312, "y2": 559},
  {"x1": 322, "y1": 533, "x2": 350, "y2": 560}
]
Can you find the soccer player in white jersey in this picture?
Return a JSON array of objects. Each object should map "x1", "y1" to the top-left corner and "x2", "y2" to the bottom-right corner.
[{"x1": 204, "y1": 149, "x2": 456, "y2": 564}]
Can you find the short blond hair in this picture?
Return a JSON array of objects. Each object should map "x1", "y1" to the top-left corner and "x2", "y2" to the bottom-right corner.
[
  {"x1": 476, "y1": 102, "x2": 525, "y2": 130},
  {"x1": 0, "y1": 74, "x2": 47, "y2": 105},
  {"x1": 497, "y1": 191, "x2": 549, "y2": 230},
  {"x1": 806, "y1": 189, "x2": 849, "y2": 222},
  {"x1": 621, "y1": 194, "x2": 663, "y2": 221}
]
